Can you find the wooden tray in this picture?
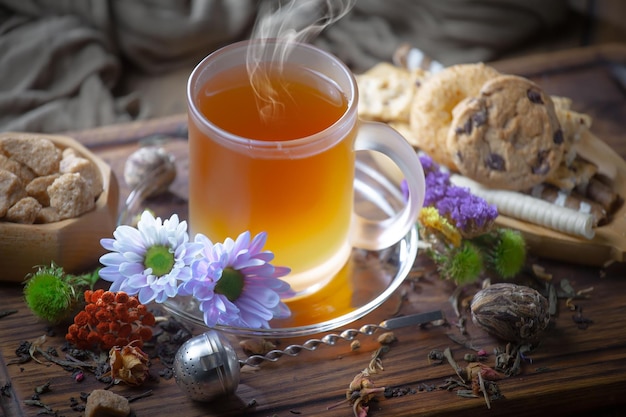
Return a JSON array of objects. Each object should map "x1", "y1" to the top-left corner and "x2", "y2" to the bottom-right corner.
[
  {"x1": 491, "y1": 44, "x2": 626, "y2": 267},
  {"x1": 494, "y1": 131, "x2": 626, "y2": 267}
]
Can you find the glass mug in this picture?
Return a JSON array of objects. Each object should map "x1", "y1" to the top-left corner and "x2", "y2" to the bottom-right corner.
[{"x1": 187, "y1": 39, "x2": 425, "y2": 297}]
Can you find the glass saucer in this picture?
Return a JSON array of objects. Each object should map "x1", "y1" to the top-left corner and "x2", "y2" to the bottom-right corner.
[{"x1": 122, "y1": 142, "x2": 419, "y2": 338}]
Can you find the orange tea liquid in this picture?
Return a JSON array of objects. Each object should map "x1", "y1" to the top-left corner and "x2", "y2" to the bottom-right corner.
[{"x1": 188, "y1": 65, "x2": 357, "y2": 295}]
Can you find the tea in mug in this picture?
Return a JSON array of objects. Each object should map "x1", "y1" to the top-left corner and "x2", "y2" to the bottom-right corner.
[{"x1": 188, "y1": 64, "x2": 356, "y2": 295}]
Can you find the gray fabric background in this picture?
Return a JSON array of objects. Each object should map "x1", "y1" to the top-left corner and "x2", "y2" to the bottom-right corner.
[{"x1": 0, "y1": 0, "x2": 568, "y2": 133}]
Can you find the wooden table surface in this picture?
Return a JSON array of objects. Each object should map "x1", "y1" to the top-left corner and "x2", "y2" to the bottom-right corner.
[{"x1": 2, "y1": 44, "x2": 626, "y2": 417}]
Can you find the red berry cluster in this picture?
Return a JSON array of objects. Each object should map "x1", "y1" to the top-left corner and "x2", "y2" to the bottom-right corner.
[{"x1": 66, "y1": 290, "x2": 156, "y2": 350}]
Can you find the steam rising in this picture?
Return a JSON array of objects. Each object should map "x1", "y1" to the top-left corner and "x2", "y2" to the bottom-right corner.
[{"x1": 247, "y1": 0, "x2": 356, "y2": 121}]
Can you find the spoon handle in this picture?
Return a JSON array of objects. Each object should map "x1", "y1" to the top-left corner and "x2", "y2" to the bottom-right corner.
[{"x1": 242, "y1": 310, "x2": 444, "y2": 367}]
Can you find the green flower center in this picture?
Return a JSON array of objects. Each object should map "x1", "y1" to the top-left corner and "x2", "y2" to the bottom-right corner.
[
  {"x1": 144, "y1": 245, "x2": 175, "y2": 276},
  {"x1": 214, "y1": 267, "x2": 245, "y2": 302}
]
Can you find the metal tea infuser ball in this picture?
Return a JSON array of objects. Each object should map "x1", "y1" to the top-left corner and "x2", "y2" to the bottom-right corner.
[
  {"x1": 173, "y1": 330, "x2": 241, "y2": 402},
  {"x1": 172, "y1": 310, "x2": 444, "y2": 402}
]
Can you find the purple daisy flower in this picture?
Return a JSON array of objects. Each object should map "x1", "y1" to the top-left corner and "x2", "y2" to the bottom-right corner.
[
  {"x1": 178, "y1": 231, "x2": 293, "y2": 329},
  {"x1": 99, "y1": 211, "x2": 203, "y2": 304}
]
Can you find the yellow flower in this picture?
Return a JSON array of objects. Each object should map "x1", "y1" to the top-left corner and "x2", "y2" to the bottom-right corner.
[{"x1": 418, "y1": 207, "x2": 462, "y2": 247}]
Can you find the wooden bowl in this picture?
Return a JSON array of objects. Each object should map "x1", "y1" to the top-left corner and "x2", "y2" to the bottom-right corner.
[{"x1": 0, "y1": 133, "x2": 119, "y2": 282}]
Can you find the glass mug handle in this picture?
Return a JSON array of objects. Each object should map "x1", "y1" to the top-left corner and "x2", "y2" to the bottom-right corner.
[{"x1": 350, "y1": 121, "x2": 425, "y2": 250}]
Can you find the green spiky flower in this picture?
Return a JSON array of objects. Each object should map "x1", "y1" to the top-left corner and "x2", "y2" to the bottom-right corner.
[
  {"x1": 489, "y1": 229, "x2": 527, "y2": 278},
  {"x1": 439, "y1": 241, "x2": 484, "y2": 284},
  {"x1": 23, "y1": 263, "x2": 100, "y2": 324}
]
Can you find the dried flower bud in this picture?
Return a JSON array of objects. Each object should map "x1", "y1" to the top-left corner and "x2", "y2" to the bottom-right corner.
[
  {"x1": 124, "y1": 146, "x2": 176, "y2": 197},
  {"x1": 465, "y1": 362, "x2": 504, "y2": 381},
  {"x1": 74, "y1": 371, "x2": 85, "y2": 382},
  {"x1": 108, "y1": 342, "x2": 150, "y2": 386},
  {"x1": 239, "y1": 338, "x2": 276, "y2": 356},
  {"x1": 470, "y1": 283, "x2": 550, "y2": 344},
  {"x1": 377, "y1": 332, "x2": 397, "y2": 345},
  {"x1": 463, "y1": 353, "x2": 477, "y2": 362},
  {"x1": 343, "y1": 370, "x2": 386, "y2": 417}
]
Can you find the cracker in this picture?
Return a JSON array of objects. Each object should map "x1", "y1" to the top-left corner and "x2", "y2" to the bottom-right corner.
[
  {"x1": 356, "y1": 62, "x2": 428, "y2": 123},
  {"x1": 551, "y1": 95, "x2": 573, "y2": 110},
  {"x1": 556, "y1": 106, "x2": 593, "y2": 166},
  {"x1": 545, "y1": 157, "x2": 598, "y2": 192},
  {"x1": 556, "y1": 107, "x2": 592, "y2": 143}
]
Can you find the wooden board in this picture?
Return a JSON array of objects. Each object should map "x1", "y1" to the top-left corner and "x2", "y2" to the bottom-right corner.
[
  {"x1": 483, "y1": 130, "x2": 626, "y2": 267},
  {"x1": 490, "y1": 43, "x2": 626, "y2": 267},
  {"x1": 2, "y1": 44, "x2": 626, "y2": 417}
]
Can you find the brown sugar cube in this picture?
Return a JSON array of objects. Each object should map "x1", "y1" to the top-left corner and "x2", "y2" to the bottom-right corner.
[
  {"x1": 62, "y1": 147, "x2": 78, "y2": 159},
  {"x1": 48, "y1": 173, "x2": 95, "y2": 220},
  {"x1": 36, "y1": 206, "x2": 61, "y2": 223},
  {"x1": 60, "y1": 154, "x2": 103, "y2": 199},
  {"x1": 84, "y1": 389, "x2": 130, "y2": 417},
  {"x1": 0, "y1": 169, "x2": 26, "y2": 218},
  {"x1": 0, "y1": 154, "x2": 36, "y2": 185},
  {"x1": 25, "y1": 173, "x2": 60, "y2": 206},
  {"x1": 0, "y1": 136, "x2": 61, "y2": 176},
  {"x1": 5, "y1": 196, "x2": 42, "y2": 224}
]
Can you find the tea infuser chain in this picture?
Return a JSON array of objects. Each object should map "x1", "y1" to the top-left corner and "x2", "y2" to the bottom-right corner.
[
  {"x1": 241, "y1": 310, "x2": 444, "y2": 367},
  {"x1": 174, "y1": 310, "x2": 444, "y2": 402}
]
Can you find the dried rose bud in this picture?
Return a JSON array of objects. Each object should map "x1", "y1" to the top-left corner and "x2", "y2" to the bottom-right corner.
[
  {"x1": 74, "y1": 371, "x2": 85, "y2": 382},
  {"x1": 108, "y1": 342, "x2": 150, "y2": 386},
  {"x1": 465, "y1": 362, "x2": 504, "y2": 381},
  {"x1": 470, "y1": 283, "x2": 550, "y2": 344}
]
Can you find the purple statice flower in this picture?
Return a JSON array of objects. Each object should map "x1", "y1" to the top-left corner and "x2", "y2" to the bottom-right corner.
[
  {"x1": 178, "y1": 231, "x2": 293, "y2": 329},
  {"x1": 418, "y1": 153, "x2": 498, "y2": 237},
  {"x1": 419, "y1": 153, "x2": 452, "y2": 206},
  {"x1": 99, "y1": 211, "x2": 203, "y2": 304},
  {"x1": 402, "y1": 154, "x2": 450, "y2": 204},
  {"x1": 435, "y1": 186, "x2": 499, "y2": 237}
]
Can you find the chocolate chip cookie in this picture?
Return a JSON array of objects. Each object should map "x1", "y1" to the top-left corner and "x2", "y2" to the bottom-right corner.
[
  {"x1": 447, "y1": 75, "x2": 564, "y2": 191},
  {"x1": 409, "y1": 63, "x2": 500, "y2": 170}
]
